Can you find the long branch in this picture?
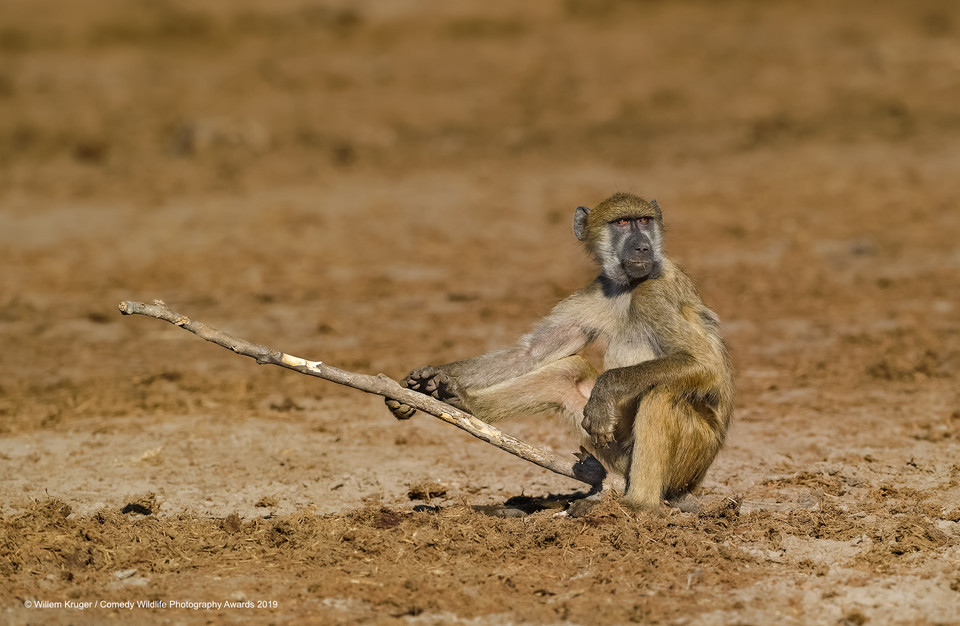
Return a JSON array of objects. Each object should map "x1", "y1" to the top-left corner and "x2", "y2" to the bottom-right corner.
[{"x1": 118, "y1": 299, "x2": 609, "y2": 489}]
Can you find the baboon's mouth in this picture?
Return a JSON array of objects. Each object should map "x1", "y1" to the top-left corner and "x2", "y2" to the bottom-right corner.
[{"x1": 623, "y1": 259, "x2": 661, "y2": 282}]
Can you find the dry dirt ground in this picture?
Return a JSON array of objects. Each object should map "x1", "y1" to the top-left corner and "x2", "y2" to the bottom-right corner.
[{"x1": 2, "y1": 1, "x2": 960, "y2": 624}]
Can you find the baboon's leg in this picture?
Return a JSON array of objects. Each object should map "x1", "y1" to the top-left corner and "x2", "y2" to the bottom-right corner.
[
  {"x1": 622, "y1": 388, "x2": 722, "y2": 510},
  {"x1": 467, "y1": 355, "x2": 650, "y2": 484},
  {"x1": 463, "y1": 355, "x2": 598, "y2": 437},
  {"x1": 386, "y1": 356, "x2": 596, "y2": 423}
]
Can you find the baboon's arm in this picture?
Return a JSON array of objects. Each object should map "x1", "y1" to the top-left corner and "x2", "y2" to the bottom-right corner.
[
  {"x1": 591, "y1": 352, "x2": 702, "y2": 399},
  {"x1": 581, "y1": 351, "x2": 715, "y2": 448}
]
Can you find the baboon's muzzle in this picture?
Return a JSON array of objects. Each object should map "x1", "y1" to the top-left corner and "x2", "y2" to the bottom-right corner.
[{"x1": 622, "y1": 232, "x2": 657, "y2": 279}]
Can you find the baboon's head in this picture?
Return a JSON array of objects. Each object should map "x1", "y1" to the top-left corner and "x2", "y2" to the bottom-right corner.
[{"x1": 573, "y1": 193, "x2": 664, "y2": 285}]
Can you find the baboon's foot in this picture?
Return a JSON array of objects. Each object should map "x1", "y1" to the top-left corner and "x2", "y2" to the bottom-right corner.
[
  {"x1": 405, "y1": 367, "x2": 467, "y2": 410},
  {"x1": 385, "y1": 366, "x2": 467, "y2": 420},
  {"x1": 385, "y1": 398, "x2": 417, "y2": 420}
]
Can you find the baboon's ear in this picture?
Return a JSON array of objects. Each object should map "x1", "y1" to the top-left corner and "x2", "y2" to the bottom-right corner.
[
  {"x1": 651, "y1": 199, "x2": 662, "y2": 223},
  {"x1": 573, "y1": 206, "x2": 591, "y2": 241}
]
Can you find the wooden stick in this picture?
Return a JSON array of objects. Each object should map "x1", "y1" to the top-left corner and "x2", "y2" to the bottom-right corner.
[{"x1": 118, "y1": 299, "x2": 610, "y2": 489}]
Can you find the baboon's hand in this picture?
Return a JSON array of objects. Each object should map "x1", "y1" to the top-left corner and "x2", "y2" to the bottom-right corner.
[{"x1": 582, "y1": 379, "x2": 618, "y2": 449}]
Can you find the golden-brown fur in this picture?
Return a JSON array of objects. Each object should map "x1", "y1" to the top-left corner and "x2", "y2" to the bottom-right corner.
[{"x1": 388, "y1": 193, "x2": 734, "y2": 510}]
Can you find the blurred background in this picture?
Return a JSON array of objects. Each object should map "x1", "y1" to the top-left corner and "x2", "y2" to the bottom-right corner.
[{"x1": 2, "y1": 0, "x2": 957, "y2": 416}]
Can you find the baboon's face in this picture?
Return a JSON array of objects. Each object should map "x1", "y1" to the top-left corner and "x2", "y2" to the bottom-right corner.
[
  {"x1": 607, "y1": 215, "x2": 662, "y2": 282},
  {"x1": 574, "y1": 193, "x2": 664, "y2": 285}
]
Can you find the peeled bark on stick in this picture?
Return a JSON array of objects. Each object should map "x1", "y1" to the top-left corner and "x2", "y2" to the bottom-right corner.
[{"x1": 118, "y1": 299, "x2": 610, "y2": 489}]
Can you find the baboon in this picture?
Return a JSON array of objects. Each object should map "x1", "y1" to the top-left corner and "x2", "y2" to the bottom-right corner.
[{"x1": 386, "y1": 193, "x2": 734, "y2": 511}]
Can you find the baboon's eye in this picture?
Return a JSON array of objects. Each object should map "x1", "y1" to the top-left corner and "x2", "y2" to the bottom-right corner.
[
  {"x1": 615, "y1": 218, "x2": 630, "y2": 226},
  {"x1": 638, "y1": 217, "x2": 651, "y2": 225}
]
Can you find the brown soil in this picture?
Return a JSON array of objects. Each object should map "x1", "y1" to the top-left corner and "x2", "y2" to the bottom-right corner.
[{"x1": 2, "y1": 0, "x2": 959, "y2": 624}]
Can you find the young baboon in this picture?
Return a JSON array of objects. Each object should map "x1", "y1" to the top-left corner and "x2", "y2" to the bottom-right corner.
[{"x1": 386, "y1": 193, "x2": 734, "y2": 511}]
